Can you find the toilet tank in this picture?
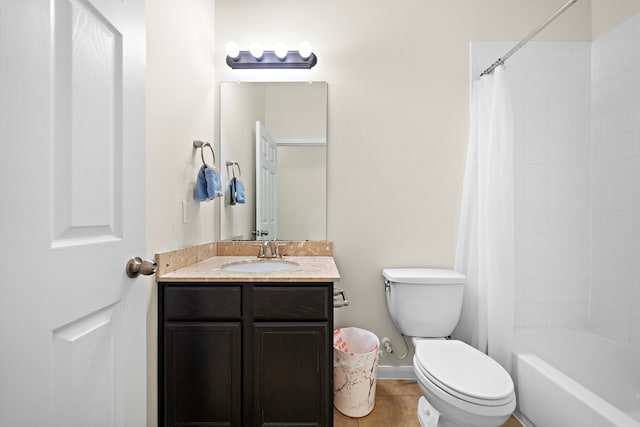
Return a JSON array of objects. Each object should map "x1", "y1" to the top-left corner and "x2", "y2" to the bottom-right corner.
[{"x1": 383, "y1": 268, "x2": 465, "y2": 338}]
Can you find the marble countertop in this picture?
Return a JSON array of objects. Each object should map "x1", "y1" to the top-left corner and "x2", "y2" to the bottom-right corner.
[{"x1": 157, "y1": 255, "x2": 341, "y2": 283}]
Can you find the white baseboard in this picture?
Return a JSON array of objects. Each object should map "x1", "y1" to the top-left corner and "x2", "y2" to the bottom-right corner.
[
  {"x1": 513, "y1": 409, "x2": 534, "y2": 427},
  {"x1": 376, "y1": 365, "x2": 416, "y2": 380}
]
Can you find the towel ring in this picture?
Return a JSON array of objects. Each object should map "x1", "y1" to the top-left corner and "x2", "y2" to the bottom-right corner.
[
  {"x1": 225, "y1": 161, "x2": 242, "y2": 178},
  {"x1": 193, "y1": 140, "x2": 216, "y2": 166}
]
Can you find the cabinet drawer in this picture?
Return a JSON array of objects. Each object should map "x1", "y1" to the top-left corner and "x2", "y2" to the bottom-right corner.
[
  {"x1": 253, "y1": 286, "x2": 328, "y2": 320},
  {"x1": 164, "y1": 286, "x2": 241, "y2": 320}
]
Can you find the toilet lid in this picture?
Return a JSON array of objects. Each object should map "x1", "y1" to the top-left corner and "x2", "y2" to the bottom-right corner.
[
  {"x1": 415, "y1": 340, "x2": 514, "y2": 406},
  {"x1": 382, "y1": 268, "x2": 465, "y2": 284}
]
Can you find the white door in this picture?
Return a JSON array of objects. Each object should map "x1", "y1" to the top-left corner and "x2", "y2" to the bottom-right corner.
[
  {"x1": 255, "y1": 121, "x2": 278, "y2": 240},
  {"x1": 0, "y1": 0, "x2": 147, "y2": 426}
]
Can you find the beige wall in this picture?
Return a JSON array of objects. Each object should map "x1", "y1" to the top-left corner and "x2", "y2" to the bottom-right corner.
[
  {"x1": 213, "y1": 0, "x2": 591, "y2": 365},
  {"x1": 592, "y1": 0, "x2": 640, "y2": 37},
  {"x1": 146, "y1": 0, "x2": 216, "y2": 424},
  {"x1": 146, "y1": 0, "x2": 217, "y2": 254},
  {"x1": 265, "y1": 82, "x2": 327, "y2": 140},
  {"x1": 278, "y1": 145, "x2": 327, "y2": 240}
]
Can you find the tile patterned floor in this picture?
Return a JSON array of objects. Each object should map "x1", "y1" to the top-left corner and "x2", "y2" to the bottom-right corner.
[{"x1": 334, "y1": 380, "x2": 522, "y2": 427}]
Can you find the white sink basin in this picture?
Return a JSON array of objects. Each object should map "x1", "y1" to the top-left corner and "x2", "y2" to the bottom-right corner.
[{"x1": 222, "y1": 260, "x2": 299, "y2": 273}]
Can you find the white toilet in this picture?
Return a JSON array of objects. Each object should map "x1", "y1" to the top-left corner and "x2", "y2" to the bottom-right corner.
[{"x1": 383, "y1": 268, "x2": 515, "y2": 427}]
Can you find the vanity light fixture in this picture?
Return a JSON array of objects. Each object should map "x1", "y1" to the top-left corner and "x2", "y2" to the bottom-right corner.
[
  {"x1": 274, "y1": 42, "x2": 288, "y2": 60},
  {"x1": 225, "y1": 42, "x2": 240, "y2": 60},
  {"x1": 225, "y1": 41, "x2": 317, "y2": 69},
  {"x1": 298, "y1": 41, "x2": 312, "y2": 59},
  {"x1": 248, "y1": 41, "x2": 264, "y2": 59}
]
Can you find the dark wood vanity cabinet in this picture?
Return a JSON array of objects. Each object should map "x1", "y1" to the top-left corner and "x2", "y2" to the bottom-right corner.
[{"x1": 159, "y1": 282, "x2": 334, "y2": 427}]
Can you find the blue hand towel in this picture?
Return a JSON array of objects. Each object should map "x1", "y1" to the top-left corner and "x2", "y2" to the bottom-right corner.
[
  {"x1": 226, "y1": 177, "x2": 237, "y2": 205},
  {"x1": 194, "y1": 165, "x2": 209, "y2": 201},
  {"x1": 204, "y1": 165, "x2": 223, "y2": 199},
  {"x1": 194, "y1": 165, "x2": 223, "y2": 202},
  {"x1": 235, "y1": 179, "x2": 245, "y2": 204}
]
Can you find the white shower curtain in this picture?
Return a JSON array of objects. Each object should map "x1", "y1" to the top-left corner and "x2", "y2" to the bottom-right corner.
[{"x1": 453, "y1": 65, "x2": 515, "y2": 372}]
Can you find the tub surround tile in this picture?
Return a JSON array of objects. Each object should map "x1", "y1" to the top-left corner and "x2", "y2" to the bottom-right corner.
[
  {"x1": 156, "y1": 241, "x2": 338, "y2": 283},
  {"x1": 591, "y1": 12, "x2": 640, "y2": 345},
  {"x1": 475, "y1": 42, "x2": 593, "y2": 330},
  {"x1": 631, "y1": 314, "x2": 640, "y2": 347}
]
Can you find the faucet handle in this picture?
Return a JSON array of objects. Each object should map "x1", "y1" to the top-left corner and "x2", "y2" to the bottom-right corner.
[
  {"x1": 251, "y1": 243, "x2": 265, "y2": 258},
  {"x1": 274, "y1": 243, "x2": 287, "y2": 258}
]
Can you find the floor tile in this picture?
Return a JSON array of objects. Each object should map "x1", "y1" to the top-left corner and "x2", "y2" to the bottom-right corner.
[
  {"x1": 333, "y1": 380, "x2": 522, "y2": 426},
  {"x1": 357, "y1": 395, "x2": 421, "y2": 427},
  {"x1": 333, "y1": 408, "x2": 359, "y2": 427},
  {"x1": 501, "y1": 416, "x2": 524, "y2": 427},
  {"x1": 376, "y1": 379, "x2": 422, "y2": 396}
]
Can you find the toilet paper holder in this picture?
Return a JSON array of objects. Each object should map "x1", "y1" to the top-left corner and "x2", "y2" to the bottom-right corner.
[{"x1": 333, "y1": 287, "x2": 349, "y2": 308}]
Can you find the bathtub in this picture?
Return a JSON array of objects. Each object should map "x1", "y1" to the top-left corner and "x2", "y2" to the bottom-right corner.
[{"x1": 513, "y1": 328, "x2": 640, "y2": 427}]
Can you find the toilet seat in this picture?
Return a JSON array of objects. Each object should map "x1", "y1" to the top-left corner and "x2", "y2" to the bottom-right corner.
[
  {"x1": 414, "y1": 359, "x2": 516, "y2": 422},
  {"x1": 414, "y1": 340, "x2": 514, "y2": 407}
]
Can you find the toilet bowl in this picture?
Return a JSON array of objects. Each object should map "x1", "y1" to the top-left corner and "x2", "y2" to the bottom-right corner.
[
  {"x1": 382, "y1": 268, "x2": 516, "y2": 427},
  {"x1": 413, "y1": 339, "x2": 515, "y2": 427}
]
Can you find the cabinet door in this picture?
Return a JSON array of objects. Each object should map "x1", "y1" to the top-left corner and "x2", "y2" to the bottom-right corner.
[
  {"x1": 163, "y1": 322, "x2": 241, "y2": 427},
  {"x1": 252, "y1": 322, "x2": 331, "y2": 427}
]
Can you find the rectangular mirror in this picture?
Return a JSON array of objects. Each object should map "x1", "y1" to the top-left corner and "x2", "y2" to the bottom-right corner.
[{"x1": 220, "y1": 81, "x2": 328, "y2": 241}]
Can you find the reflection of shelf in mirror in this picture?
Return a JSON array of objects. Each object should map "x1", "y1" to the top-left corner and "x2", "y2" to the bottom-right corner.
[{"x1": 275, "y1": 138, "x2": 326, "y2": 146}]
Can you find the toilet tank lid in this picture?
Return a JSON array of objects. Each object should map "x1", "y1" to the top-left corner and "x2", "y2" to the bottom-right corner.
[{"x1": 382, "y1": 268, "x2": 465, "y2": 284}]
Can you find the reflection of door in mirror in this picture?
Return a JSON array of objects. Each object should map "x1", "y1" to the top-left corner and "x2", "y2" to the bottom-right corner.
[
  {"x1": 256, "y1": 121, "x2": 277, "y2": 240},
  {"x1": 220, "y1": 82, "x2": 327, "y2": 241}
]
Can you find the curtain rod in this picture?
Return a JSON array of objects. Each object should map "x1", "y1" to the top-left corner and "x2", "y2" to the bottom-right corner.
[{"x1": 480, "y1": 0, "x2": 580, "y2": 77}]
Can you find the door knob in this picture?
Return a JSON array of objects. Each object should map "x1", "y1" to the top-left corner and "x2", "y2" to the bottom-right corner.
[{"x1": 126, "y1": 257, "x2": 157, "y2": 278}]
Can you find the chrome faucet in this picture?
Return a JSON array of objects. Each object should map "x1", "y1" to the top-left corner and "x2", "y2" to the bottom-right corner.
[
  {"x1": 255, "y1": 239, "x2": 286, "y2": 259},
  {"x1": 261, "y1": 240, "x2": 274, "y2": 259}
]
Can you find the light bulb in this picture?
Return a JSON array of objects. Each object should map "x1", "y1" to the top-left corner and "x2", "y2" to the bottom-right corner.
[
  {"x1": 274, "y1": 42, "x2": 288, "y2": 60},
  {"x1": 249, "y1": 41, "x2": 264, "y2": 59},
  {"x1": 225, "y1": 42, "x2": 240, "y2": 59},
  {"x1": 298, "y1": 41, "x2": 312, "y2": 59}
]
